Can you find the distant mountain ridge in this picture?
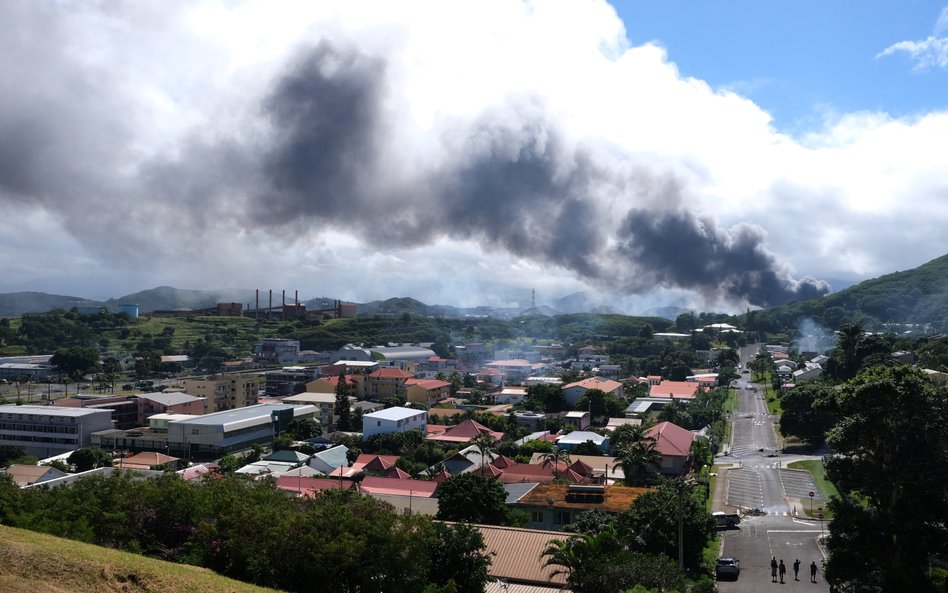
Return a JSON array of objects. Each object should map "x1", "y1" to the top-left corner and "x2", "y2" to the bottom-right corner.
[{"x1": 0, "y1": 292, "x2": 94, "y2": 317}]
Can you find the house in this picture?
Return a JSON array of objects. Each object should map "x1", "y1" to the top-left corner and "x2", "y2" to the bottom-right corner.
[
  {"x1": 561, "y1": 377, "x2": 624, "y2": 406},
  {"x1": 556, "y1": 430, "x2": 610, "y2": 453},
  {"x1": 509, "y1": 483, "x2": 650, "y2": 531},
  {"x1": 329, "y1": 453, "x2": 401, "y2": 478},
  {"x1": 793, "y1": 364, "x2": 823, "y2": 382},
  {"x1": 114, "y1": 451, "x2": 180, "y2": 471},
  {"x1": 529, "y1": 453, "x2": 627, "y2": 484},
  {"x1": 263, "y1": 449, "x2": 311, "y2": 465},
  {"x1": 605, "y1": 417, "x2": 641, "y2": 432},
  {"x1": 512, "y1": 410, "x2": 547, "y2": 431},
  {"x1": 1, "y1": 464, "x2": 68, "y2": 487},
  {"x1": 426, "y1": 418, "x2": 503, "y2": 444},
  {"x1": 283, "y1": 392, "x2": 356, "y2": 429},
  {"x1": 308, "y1": 445, "x2": 349, "y2": 475},
  {"x1": 563, "y1": 410, "x2": 591, "y2": 431},
  {"x1": 304, "y1": 374, "x2": 363, "y2": 397},
  {"x1": 438, "y1": 444, "x2": 498, "y2": 476},
  {"x1": 492, "y1": 386, "x2": 527, "y2": 405},
  {"x1": 648, "y1": 380, "x2": 703, "y2": 400},
  {"x1": 404, "y1": 378, "x2": 452, "y2": 406},
  {"x1": 361, "y1": 407, "x2": 427, "y2": 441},
  {"x1": 483, "y1": 359, "x2": 535, "y2": 383},
  {"x1": 472, "y1": 524, "x2": 568, "y2": 588},
  {"x1": 0, "y1": 404, "x2": 114, "y2": 458},
  {"x1": 136, "y1": 391, "x2": 206, "y2": 425},
  {"x1": 645, "y1": 421, "x2": 695, "y2": 475}
]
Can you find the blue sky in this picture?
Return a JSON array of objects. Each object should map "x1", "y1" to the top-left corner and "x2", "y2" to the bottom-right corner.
[
  {"x1": 613, "y1": 1, "x2": 948, "y2": 134},
  {"x1": 1, "y1": 1, "x2": 948, "y2": 312}
]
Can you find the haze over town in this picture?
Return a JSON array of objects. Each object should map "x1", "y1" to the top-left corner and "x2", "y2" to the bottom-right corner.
[{"x1": 2, "y1": 1, "x2": 947, "y2": 313}]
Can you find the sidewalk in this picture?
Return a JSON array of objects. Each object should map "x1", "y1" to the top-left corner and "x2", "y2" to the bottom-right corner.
[{"x1": 711, "y1": 461, "x2": 741, "y2": 514}]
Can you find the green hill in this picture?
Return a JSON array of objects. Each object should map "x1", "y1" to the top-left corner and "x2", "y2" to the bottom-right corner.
[
  {"x1": 749, "y1": 253, "x2": 948, "y2": 331},
  {"x1": 0, "y1": 524, "x2": 282, "y2": 593},
  {"x1": 107, "y1": 286, "x2": 257, "y2": 313},
  {"x1": 0, "y1": 292, "x2": 94, "y2": 317}
]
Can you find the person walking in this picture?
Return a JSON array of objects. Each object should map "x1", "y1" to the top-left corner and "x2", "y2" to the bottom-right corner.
[
  {"x1": 771, "y1": 557, "x2": 778, "y2": 582},
  {"x1": 793, "y1": 559, "x2": 800, "y2": 581},
  {"x1": 810, "y1": 560, "x2": 819, "y2": 583},
  {"x1": 778, "y1": 559, "x2": 787, "y2": 583}
]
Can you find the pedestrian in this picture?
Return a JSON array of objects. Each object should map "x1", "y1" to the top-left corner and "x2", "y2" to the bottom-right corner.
[
  {"x1": 810, "y1": 561, "x2": 818, "y2": 583},
  {"x1": 793, "y1": 559, "x2": 800, "y2": 580},
  {"x1": 771, "y1": 557, "x2": 778, "y2": 582},
  {"x1": 779, "y1": 559, "x2": 787, "y2": 583}
]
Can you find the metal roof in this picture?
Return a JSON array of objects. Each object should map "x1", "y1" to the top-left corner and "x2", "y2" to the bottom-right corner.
[
  {"x1": 363, "y1": 406, "x2": 426, "y2": 421},
  {"x1": 0, "y1": 404, "x2": 111, "y2": 418}
]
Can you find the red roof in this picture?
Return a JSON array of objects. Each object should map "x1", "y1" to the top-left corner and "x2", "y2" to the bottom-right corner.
[
  {"x1": 275, "y1": 476, "x2": 355, "y2": 497},
  {"x1": 358, "y1": 477, "x2": 439, "y2": 497},
  {"x1": 645, "y1": 421, "x2": 695, "y2": 458},
  {"x1": 316, "y1": 374, "x2": 358, "y2": 386},
  {"x1": 384, "y1": 466, "x2": 412, "y2": 479},
  {"x1": 649, "y1": 380, "x2": 702, "y2": 399},
  {"x1": 562, "y1": 377, "x2": 623, "y2": 393},
  {"x1": 426, "y1": 419, "x2": 504, "y2": 443},
  {"x1": 405, "y1": 378, "x2": 452, "y2": 389}
]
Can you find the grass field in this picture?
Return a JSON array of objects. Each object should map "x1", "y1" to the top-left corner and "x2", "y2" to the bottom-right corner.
[
  {"x1": 787, "y1": 459, "x2": 840, "y2": 518},
  {"x1": 0, "y1": 525, "x2": 283, "y2": 593}
]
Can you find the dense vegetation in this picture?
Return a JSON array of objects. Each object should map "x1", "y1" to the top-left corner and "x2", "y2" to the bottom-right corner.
[{"x1": 0, "y1": 472, "x2": 491, "y2": 593}]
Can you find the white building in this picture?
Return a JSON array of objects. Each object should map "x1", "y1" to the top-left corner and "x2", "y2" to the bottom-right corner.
[
  {"x1": 361, "y1": 407, "x2": 427, "y2": 441},
  {"x1": 0, "y1": 404, "x2": 114, "y2": 458},
  {"x1": 165, "y1": 403, "x2": 317, "y2": 458}
]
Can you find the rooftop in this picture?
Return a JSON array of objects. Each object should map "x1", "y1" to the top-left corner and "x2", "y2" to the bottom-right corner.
[
  {"x1": 512, "y1": 482, "x2": 650, "y2": 512},
  {"x1": 0, "y1": 404, "x2": 112, "y2": 418},
  {"x1": 471, "y1": 524, "x2": 568, "y2": 586},
  {"x1": 363, "y1": 406, "x2": 426, "y2": 422},
  {"x1": 137, "y1": 391, "x2": 204, "y2": 406},
  {"x1": 169, "y1": 403, "x2": 315, "y2": 427}
]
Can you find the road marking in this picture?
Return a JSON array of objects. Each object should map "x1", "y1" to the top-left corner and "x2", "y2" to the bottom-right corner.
[{"x1": 767, "y1": 530, "x2": 823, "y2": 533}]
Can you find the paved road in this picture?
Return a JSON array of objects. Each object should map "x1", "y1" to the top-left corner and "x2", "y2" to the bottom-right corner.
[{"x1": 716, "y1": 345, "x2": 830, "y2": 592}]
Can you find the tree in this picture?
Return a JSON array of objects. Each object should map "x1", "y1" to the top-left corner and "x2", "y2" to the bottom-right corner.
[
  {"x1": 425, "y1": 522, "x2": 492, "y2": 593},
  {"x1": 778, "y1": 384, "x2": 837, "y2": 445},
  {"x1": 540, "y1": 446, "x2": 571, "y2": 478},
  {"x1": 820, "y1": 365, "x2": 948, "y2": 592},
  {"x1": 67, "y1": 447, "x2": 113, "y2": 472},
  {"x1": 435, "y1": 473, "x2": 509, "y2": 525},
  {"x1": 50, "y1": 347, "x2": 100, "y2": 382},
  {"x1": 286, "y1": 417, "x2": 322, "y2": 440},
  {"x1": 470, "y1": 432, "x2": 498, "y2": 472},
  {"x1": 0, "y1": 446, "x2": 27, "y2": 468},
  {"x1": 614, "y1": 431, "x2": 660, "y2": 486},
  {"x1": 574, "y1": 388, "x2": 625, "y2": 421},
  {"x1": 615, "y1": 479, "x2": 714, "y2": 569},
  {"x1": 333, "y1": 370, "x2": 352, "y2": 431}
]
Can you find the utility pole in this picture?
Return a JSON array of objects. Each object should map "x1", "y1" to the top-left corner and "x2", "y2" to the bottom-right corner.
[{"x1": 678, "y1": 482, "x2": 685, "y2": 570}]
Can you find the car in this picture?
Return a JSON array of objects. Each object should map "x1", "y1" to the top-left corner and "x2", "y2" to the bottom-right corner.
[
  {"x1": 716, "y1": 557, "x2": 741, "y2": 580},
  {"x1": 740, "y1": 369, "x2": 750, "y2": 374},
  {"x1": 713, "y1": 511, "x2": 741, "y2": 529}
]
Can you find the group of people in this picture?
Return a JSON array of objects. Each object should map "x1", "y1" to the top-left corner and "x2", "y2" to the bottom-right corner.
[{"x1": 771, "y1": 557, "x2": 819, "y2": 583}]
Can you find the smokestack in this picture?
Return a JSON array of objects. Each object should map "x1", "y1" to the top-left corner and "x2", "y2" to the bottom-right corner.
[
  {"x1": 256, "y1": 289, "x2": 259, "y2": 320},
  {"x1": 269, "y1": 289, "x2": 272, "y2": 321},
  {"x1": 295, "y1": 290, "x2": 298, "y2": 306},
  {"x1": 282, "y1": 290, "x2": 286, "y2": 321}
]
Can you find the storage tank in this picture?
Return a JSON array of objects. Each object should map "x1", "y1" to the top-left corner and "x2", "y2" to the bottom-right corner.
[{"x1": 117, "y1": 303, "x2": 140, "y2": 319}]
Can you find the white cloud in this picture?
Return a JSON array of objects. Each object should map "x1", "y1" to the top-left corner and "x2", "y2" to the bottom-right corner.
[{"x1": 877, "y1": 6, "x2": 948, "y2": 70}]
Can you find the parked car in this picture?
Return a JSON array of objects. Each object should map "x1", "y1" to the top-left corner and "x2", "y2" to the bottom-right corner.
[
  {"x1": 713, "y1": 511, "x2": 741, "y2": 529},
  {"x1": 716, "y1": 557, "x2": 740, "y2": 580}
]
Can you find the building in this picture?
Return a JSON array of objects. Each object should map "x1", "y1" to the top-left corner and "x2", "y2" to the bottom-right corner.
[
  {"x1": 369, "y1": 345, "x2": 437, "y2": 363},
  {"x1": 556, "y1": 430, "x2": 610, "y2": 453},
  {"x1": 263, "y1": 367, "x2": 319, "y2": 397},
  {"x1": 404, "y1": 378, "x2": 452, "y2": 406},
  {"x1": 1, "y1": 464, "x2": 68, "y2": 487},
  {"x1": 364, "y1": 368, "x2": 415, "y2": 400},
  {"x1": 648, "y1": 380, "x2": 703, "y2": 400},
  {"x1": 563, "y1": 410, "x2": 591, "y2": 431},
  {"x1": 426, "y1": 418, "x2": 504, "y2": 444},
  {"x1": 473, "y1": 524, "x2": 568, "y2": 588},
  {"x1": 0, "y1": 404, "x2": 114, "y2": 458},
  {"x1": 561, "y1": 377, "x2": 624, "y2": 406},
  {"x1": 282, "y1": 392, "x2": 355, "y2": 429},
  {"x1": 644, "y1": 421, "x2": 695, "y2": 475},
  {"x1": 361, "y1": 407, "x2": 427, "y2": 441},
  {"x1": 56, "y1": 395, "x2": 138, "y2": 430},
  {"x1": 183, "y1": 374, "x2": 258, "y2": 412},
  {"x1": 332, "y1": 344, "x2": 375, "y2": 362},
  {"x1": 253, "y1": 338, "x2": 301, "y2": 364},
  {"x1": 509, "y1": 483, "x2": 650, "y2": 531},
  {"x1": 492, "y1": 387, "x2": 527, "y2": 405},
  {"x1": 165, "y1": 403, "x2": 317, "y2": 458},
  {"x1": 513, "y1": 410, "x2": 547, "y2": 431},
  {"x1": 136, "y1": 391, "x2": 206, "y2": 425}
]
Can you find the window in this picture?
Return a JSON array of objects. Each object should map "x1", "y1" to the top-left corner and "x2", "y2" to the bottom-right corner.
[
  {"x1": 553, "y1": 511, "x2": 571, "y2": 525},
  {"x1": 531, "y1": 511, "x2": 544, "y2": 523}
]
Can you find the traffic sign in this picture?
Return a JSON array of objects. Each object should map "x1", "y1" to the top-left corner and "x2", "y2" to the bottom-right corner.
[
  {"x1": 809, "y1": 491, "x2": 815, "y2": 497},
  {"x1": 819, "y1": 513, "x2": 824, "y2": 520}
]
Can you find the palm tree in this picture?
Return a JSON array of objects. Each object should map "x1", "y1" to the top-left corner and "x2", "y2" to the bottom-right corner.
[
  {"x1": 836, "y1": 322, "x2": 864, "y2": 375},
  {"x1": 470, "y1": 432, "x2": 498, "y2": 471},
  {"x1": 542, "y1": 528, "x2": 621, "y2": 593},
  {"x1": 615, "y1": 434, "x2": 660, "y2": 486},
  {"x1": 541, "y1": 446, "x2": 571, "y2": 478}
]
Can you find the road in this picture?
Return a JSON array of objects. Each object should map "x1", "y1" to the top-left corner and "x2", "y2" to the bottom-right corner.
[{"x1": 715, "y1": 345, "x2": 830, "y2": 592}]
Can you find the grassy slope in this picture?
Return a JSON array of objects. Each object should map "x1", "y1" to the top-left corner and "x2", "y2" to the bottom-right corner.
[
  {"x1": 787, "y1": 459, "x2": 840, "y2": 518},
  {"x1": 0, "y1": 525, "x2": 283, "y2": 593}
]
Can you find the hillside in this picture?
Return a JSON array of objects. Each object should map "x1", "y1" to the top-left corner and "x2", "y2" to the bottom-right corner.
[
  {"x1": 751, "y1": 253, "x2": 948, "y2": 331},
  {"x1": 107, "y1": 286, "x2": 259, "y2": 313},
  {"x1": 0, "y1": 291, "x2": 95, "y2": 317},
  {"x1": 0, "y1": 525, "x2": 282, "y2": 593}
]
